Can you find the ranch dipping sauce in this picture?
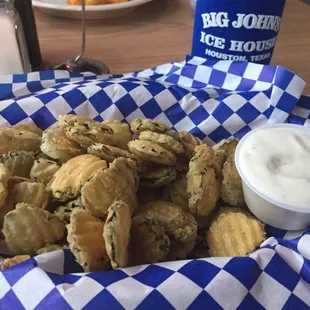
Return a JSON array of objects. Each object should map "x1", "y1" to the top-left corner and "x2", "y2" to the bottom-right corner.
[{"x1": 238, "y1": 126, "x2": 310, "y2": 208}]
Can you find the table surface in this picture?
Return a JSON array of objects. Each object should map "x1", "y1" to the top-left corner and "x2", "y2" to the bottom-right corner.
[{"x1": 34, "y1": 0, "x2": 310, "y2": 93}]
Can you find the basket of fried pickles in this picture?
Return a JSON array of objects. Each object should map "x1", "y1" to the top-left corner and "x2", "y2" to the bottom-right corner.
[{"x1": 0, "y1": 115, "x2": 265, "y2": 272}]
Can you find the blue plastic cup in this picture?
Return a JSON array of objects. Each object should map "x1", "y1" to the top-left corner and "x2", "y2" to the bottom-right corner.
[{"x1": 191, "y1": 0, "x2": 286, "y2": 64}]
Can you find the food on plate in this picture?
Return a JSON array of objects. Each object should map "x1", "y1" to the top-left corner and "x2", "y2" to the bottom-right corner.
[
  {"x1": 139, "y1": 131, "x2": 185, "y2": 155},
  {"x1": 0, "y1": 115, "x2": 270, "y2": 271},
  {"x1": 30, "y1": 158, "x2": 61, "y2": 185},
  {"x1": 13, "y1": 181, "x2": 50, "y2": 209},
  {"x1": 13, "y1": 123, "x2": 43, "y2": 136},
  {"x1": 110, "y1": 157, "x2": 139, "y2": 192},
  {"x1": 67, "y1": 0, "x2": 129, "y2": 4},
  {"x1": 102, "y1": 120, "x2": 132, "y2": 150},
  {"x1": 15, "y1": 202, "x2": 35, "y2": 209},
  {"x1": 212, "y1": 138, "x2": 239, "y2": 159},
  {"x1": 162, "y1": 173, "x2": 188, "y2": 210},
  {"x1": 67, "y1": 208, "x2": 110, "y2": 272},
  {"x1": 187, "y1": 145, "x2": 221, "y2": 217},
  {"x1": 0, "y1": 193, "x2": 15, "y2": 229},
  {"x1": 65, "y1": 121, "x2": 121, "y2": 149},
  {"x1": 3, "y1": 206, "x2": 66, "y2": 255},
  {"x1": 81, "y1": 158, "x2": 138, "y2": 217},
  {"x1": 41, "y1": 128, "x2": 84, "y2": 162},
  {"x1": 137, "y1": 201, "x2": 197, "y2": 259},
  {"x1": 0, "y1": 164, "x2": 10, "y2": 208},
  {"x1": 0, "y1": 128, "x2": 41, "y2": 155},
  {"x1": 131, "y1": 118, "x2": 179, "y2": 141},
  {"x1": 58, "y1": 114, "x2": 111, "y2": 129},
  {"x1": 130, "y1": 215, "x2": 170, "y2": 265},
  {"x1": 87, "y1": 143, "x2": 136, "y2": 163},
  {"x1": 178, "y1": 131, "x2": 203, "y2": 158},
  {"x1": 50, "y1": 154, "x2": 107, "y2": 201},
  {"x1": 128, "y1": 140, "x2": 176, "y2": 166},
  {"x1": 1, "y1": 255, "x2": 31, "y2": 270},
  {"x1": 221, "y1": 153, "x2": 245, "y2": 207},
  {"x1": 207, "y1": 208, "x2": 265, "y2": 257},
  {"x1": 139, "y1": 166, "x2": 177, "y2": 188},
  {"x1": 54, "y1": 197, "x2": 83, "y2": 224},
  {"x1": 104, "y1": 201, "x2": 131, "y2": 269},
  {"x1": 0, "y1": 151, "x2": 35, "y2": 178}
]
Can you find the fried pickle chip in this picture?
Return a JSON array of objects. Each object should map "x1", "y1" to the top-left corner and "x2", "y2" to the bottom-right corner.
[
  {"x1": 0, "y1": 164, "x2": 10, "y2": 209},
  {"x1": 109, "y1": 157, "x2": 139, "y2": 192},
  {"x1": 87, "y1": 143, "x2": 137, "y2": 163},
  {"x1": 36, "y1": 244, "x2": 67, "y2": 255},
  {"x1": 54, "y1": 197, "x2": 83, "y2": 224},
  {"x1": 102, "y1": 120, "x2": 132, "y2": 150},
  {"x1": 0, "y1": 128, "x2": 41, "y2": 155},
  {"x1": 139, "y1": 131, "x2": 185, "y2": 154},
  {"x1": 0, "y1": 164, "x2": 11, "y2": 184},
  {"x1": 41, "y1": 128, "x2": 84, "y2": 162},
  {"x1": 13, "y1": 123, "x2": 43, "y2": 136},
  {"x1": 13, "y1": 181, "x2": 49, "y2": 209},
  {"x1": 140, "y1": 167, "x2": 177, "y2": 188},
  {"x1": 54, "y1": 206, "x2": 75, "y2": 224},
  {"x1": 104, "y1": 201, "x2": 131, "y2": 269},
  {"x1": 67, "y1": 208, "x2": 109, "y2": 272},
  {"x1": 221, "y1": 153, "x2": 245, "y2": 207},
  {"x1": 0, "y1": 151, "x2": 35, "y2": 178},
  {"x1": 131, "y1": 118, "x2": 179, "y2": 141},
  {"x1": 0, "y1": 192, "x2": 15, "y2": 229},
  {"x1": 1, "y1": 255, "x2": 31, "y2": 270},
  {"x1": 58, "y1": 115, "x2": 113, "y2": 132},
  {"x1": 82, "y1": 158, "x2": 137, "y2": 217},
  {"x1": 15, "y1": 202, "x2": 33, "y2": 209},
  {"x1": 30, "y1": 158, "x2": 61, "y2": 185},
  {"x1": 137, "y1": 201, "x2": 197, "y2": 244},
  {"x1": 212, "y1": 138, "x2": 239, "y2": 159},
  {"x1": 187, "y1": 145, "x2": 221, "y2": 217},
  {"x1": 65, "y1": 122, "x2": 121, "y2": 149},
  {"x1": 50, "y1": 154, "x2": 107, "y2": 201},
  {"x1": 128, "y1": 140, "x2": 176, "y2": 166},
  {"x1": 3, "y1": 206, "x2": 66, "y2": 255},
  {"x1": 187, "y1": 167, "x2": 219, "y2": 217},
  {"x1": 178, "y1": 131, "x2": 203, "y2": 157},
  {"x1": 207, "y1": 208, "x2": 265, "y2": 257},
  {"x1": 162, "y1": 173, "x2": 188, "y2": 211},
  {"x1": 130, "y1": 215, "x2": 170, "y2": 265},
  {"x1": 192, "y1": 145, "x2": 224, "y2": 178}
]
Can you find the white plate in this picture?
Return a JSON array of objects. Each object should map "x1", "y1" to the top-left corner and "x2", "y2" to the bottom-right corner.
[{"x1": 32, "y1": 0, "x2": 153, "y2": 19}]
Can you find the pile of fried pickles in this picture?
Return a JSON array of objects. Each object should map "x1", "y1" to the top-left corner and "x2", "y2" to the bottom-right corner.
[{"x1": 0, "y1": 115, "x2": 266, "y2": 272}]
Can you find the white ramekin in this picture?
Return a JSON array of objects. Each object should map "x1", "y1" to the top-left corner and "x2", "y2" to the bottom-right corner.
[{"x1": 235, "y1": 124, "x2": 310, "y2": 230}]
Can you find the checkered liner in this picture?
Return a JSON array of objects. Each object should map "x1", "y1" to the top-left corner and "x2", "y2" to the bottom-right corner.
[{"x1": 1, "y1": 56, "x2": 310, "y2": 309}]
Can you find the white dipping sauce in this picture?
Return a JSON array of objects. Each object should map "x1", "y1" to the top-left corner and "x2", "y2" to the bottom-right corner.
[{"x1": 238, "y1": 126, "x2": 310, "y2": 208}]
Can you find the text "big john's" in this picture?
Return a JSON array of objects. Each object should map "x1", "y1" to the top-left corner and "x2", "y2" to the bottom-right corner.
[{"x1": 202, "y1": 13, "x2": 281, "y2": 32}]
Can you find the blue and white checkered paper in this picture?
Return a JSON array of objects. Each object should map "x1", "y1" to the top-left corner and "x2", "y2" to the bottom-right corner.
[{"x1": 1, "y1": 56, "x2": 310, "y2": 309}]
